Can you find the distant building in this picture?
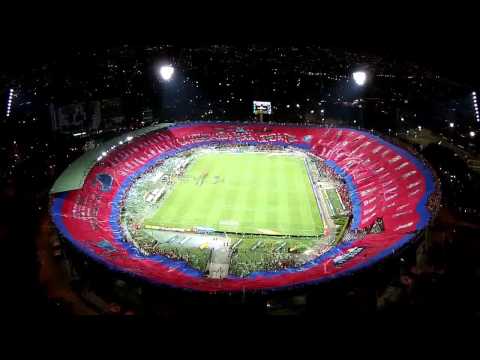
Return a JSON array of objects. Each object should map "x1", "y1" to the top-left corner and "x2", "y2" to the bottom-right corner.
[
  {"x1": 50, "y1": 98, "x2": 126, "y2": 134},
  {"x1": 142, "y1": 108, "x2": 153, "y2": 123},
  {"x1": 50, "y1": 101, "x2": 101, "y2": 133},
  {"x1": 101, "y1": 98, "x2": 125, "y2": 129}
]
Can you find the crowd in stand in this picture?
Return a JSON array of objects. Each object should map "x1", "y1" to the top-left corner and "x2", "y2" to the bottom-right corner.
[
  {"x1": 314, "y1": 159, "x2": 353, "y2": 213},
  {"x1": 230, "y1": 248, "x2": 297, "y2": 277},
  {"x1": 110, "y1": 124, "x2": 442, "y2": 278},
  {"x1": 382, "y1": 133, "x2": 442, "y2": 222}
]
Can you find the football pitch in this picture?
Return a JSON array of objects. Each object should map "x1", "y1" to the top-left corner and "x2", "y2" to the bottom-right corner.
[{"x1": 144, "y1": 151, "x2": 324, "y2": 236}]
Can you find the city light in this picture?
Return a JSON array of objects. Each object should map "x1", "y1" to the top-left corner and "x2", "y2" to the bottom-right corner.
[
  {"x1": 449, "y1": 122, "x2": 455, "y2": 128},
  {"x1": 159, "y1": 65, "x2": 174, "y2": 81},
  {"x1": 352, "y1": 71, "x2": 367, "y2": 86},
  {"x1": 469, "y1": 131, "x2": 476, "y2": 138}
]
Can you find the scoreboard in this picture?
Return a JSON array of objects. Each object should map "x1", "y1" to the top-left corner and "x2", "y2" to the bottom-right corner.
[{"x1": 253, "y1": 101, "x2": 272, "y2": 115}]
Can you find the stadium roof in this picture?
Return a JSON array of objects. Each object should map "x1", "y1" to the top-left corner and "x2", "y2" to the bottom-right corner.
[{"x1": 50, "y1": 123, "x2": 172, "y2": 194}]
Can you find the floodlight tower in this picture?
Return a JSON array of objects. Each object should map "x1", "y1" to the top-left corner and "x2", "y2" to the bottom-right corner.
[
  {"x1": 153, "y1": 63, "x2": 176, "y2": 122},
  {"x1": 159, "y1": 65, "x2": 174, "y2": 81},
  {"x1": 351, "y1": 70, "x2": 368, "y2": 128},
  {"x1": 352, "y1": 71, "x2": 367, "y2": 86}
]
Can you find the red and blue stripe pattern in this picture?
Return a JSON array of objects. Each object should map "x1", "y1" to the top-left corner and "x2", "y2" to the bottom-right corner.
[{"x1": 50, "y1": 123, "x2": 435, "y2": 292}]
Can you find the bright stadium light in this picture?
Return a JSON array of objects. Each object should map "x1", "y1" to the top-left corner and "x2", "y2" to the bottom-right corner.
[
  {"x1": 126, "y1": 136, "x2": 133, "y2": 141},
  {"x1": 159, "y1": 65, "x2": 174, "y2": 81},
  {"x1": 352, "y1": 71, "x2": 367, "y2": 86},
  {"x1": 449, "y1": 122, "x2": 455, "y2": 128},
  {"x1": 469, "y1": 131, "x2": 476, "y2": 138}
]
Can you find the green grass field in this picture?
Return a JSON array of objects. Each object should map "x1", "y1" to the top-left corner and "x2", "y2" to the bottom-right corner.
[
  {"x1": 325, "y1": 188, "x2": 344, "y2": 215},
  {"x1": 144, "y1": 152, "x2": 324, "y2": 236}
]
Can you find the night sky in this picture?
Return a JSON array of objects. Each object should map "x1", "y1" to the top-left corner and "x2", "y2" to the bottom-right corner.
[{"x1": 1, "y1": 39, "x2": 479, "y2": 88}]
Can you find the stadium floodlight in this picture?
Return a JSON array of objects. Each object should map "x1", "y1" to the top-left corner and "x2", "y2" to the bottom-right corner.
[
  {"x1": 352, "y1": 71, "x2": 367, "y2": 86},
  {"x1": 126, "y1": 136, "x2": 133, "y2": 141},
  {"x1": 159, "y1": 65, "x2": 174, "y2": 81},
  {"x1": 449, "y1": 122, "x2": 455, "y2": 128},
  {"x1": 469, "y1": 131, "x2": 476, "y2": 138},
  {"x1": 102, "y1": 151, "x2": 107, "y2": 156}
]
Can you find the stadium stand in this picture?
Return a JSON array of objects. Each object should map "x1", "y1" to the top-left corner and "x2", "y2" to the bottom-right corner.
[{"x1": 51, "y1": 122, "x2": 440, "y2": 292}]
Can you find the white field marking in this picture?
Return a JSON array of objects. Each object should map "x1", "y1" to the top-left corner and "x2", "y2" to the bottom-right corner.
[
  {"x1": 335, "y1": 188, "x2": 346, "y2": 210},
  {"x1": 220, "y1": 220, "x2": 239, "y2": 226},
  {"x1": 323, "y1": 190, "x2": 335, "y2": 215},
  {"x1": 257, "y1": 228, "x2": 282, "y2": 235}
]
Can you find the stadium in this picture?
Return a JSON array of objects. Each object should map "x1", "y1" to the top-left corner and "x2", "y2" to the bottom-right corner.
[{"x1": 50, "y1": 122, "x2": 440, "y2": 293}]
